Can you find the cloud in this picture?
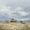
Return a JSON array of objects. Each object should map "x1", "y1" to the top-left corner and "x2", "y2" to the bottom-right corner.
[
  {"x1": 0, "y1": 5, "x2": 29, "y2": 20},
  {"x1": 19, "y1": 11, "x2": 29, "y2": 16},
  {"x1": 11, "y1": 7, "x2": 29, "y2": 20},
  {"x1": 0, "y1": 4, "x2": 12, "y2": 18},
  {"x1": 14, "y1": 7, "x2": 29, "y2": 16},
  {"x1": 0, "y1": 0, "x2": 30, "y2": 20},
  {"x1": 15, "y1": 7, "x2": 22, "y2": 11}
]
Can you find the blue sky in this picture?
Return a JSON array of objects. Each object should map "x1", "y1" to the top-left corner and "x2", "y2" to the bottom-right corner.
[{"x1": 0, "y1": 0, "x2": 30, "y2": 21}]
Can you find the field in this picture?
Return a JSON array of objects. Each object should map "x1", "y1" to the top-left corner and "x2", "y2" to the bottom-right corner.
[{"x1": 0, "y1": 22, "x2": 30, "y2": 30}]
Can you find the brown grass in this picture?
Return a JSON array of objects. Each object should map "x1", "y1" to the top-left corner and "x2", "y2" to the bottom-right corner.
[{"x1": 0, "y1": 22, "x2": 30, "y2": 30}]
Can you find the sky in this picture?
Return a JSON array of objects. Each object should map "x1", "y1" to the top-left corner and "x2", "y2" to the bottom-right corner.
[{"x1": 0, "y1": 0, "x2": 30, "y2": 21}]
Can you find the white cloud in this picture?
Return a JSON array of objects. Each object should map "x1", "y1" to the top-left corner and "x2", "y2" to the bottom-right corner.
[
  {"x1": 0, "y1": 0, "x2": 30, "y2": 20},
  {"x1": 19, "y1": 11, "x2": 29, "y2": 16},
  {"x1": 15, "y1": 7, "x2": 23, "y2": 11},
  {"x1": 15, "y1": 7, "x2": 29, "y2": 16},
  {"x1": 0, "y1": 4, "x2": 18, "y2": 19},
  {"x1": 0, "y1": 4, "x2": 12, "y2": 17}
]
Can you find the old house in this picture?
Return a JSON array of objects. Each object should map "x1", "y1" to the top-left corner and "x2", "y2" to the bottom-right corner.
[{"x1": 10, "y1": 18, "x2": 17, "y2": 22}]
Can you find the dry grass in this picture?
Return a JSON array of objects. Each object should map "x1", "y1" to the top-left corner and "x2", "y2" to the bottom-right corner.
[{"x1": 0, "y1": 22, "x2": 30, "y2": 30}]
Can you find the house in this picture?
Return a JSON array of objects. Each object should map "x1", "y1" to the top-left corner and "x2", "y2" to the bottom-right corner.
[{"x1": 10, "y1": 18, "x2": 17, "y2": 22}]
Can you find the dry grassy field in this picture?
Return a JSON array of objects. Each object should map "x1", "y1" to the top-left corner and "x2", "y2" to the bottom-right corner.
[{"x1": 0, "y1": 22, "x2": 30, "y2": 30}]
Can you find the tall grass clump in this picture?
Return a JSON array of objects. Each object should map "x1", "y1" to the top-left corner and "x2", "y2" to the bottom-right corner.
[
  {"x1": 0, "y1": 25, "x2": 4, "y2": 30},
  {"x1": 0, "y1": 23, "x2": 30, "y2": 30},
  {"x1": 22, "y1": 24, "x2": 30, "y2": 30}
]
